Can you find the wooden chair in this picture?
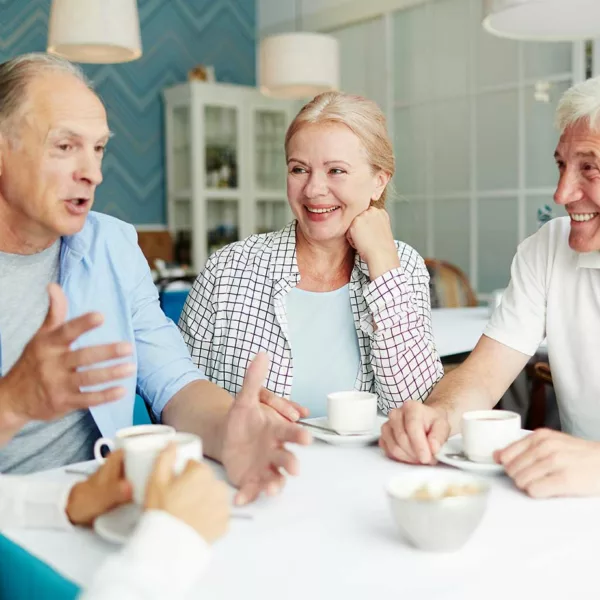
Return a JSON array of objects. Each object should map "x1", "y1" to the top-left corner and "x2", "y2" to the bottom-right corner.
[
  {"x1": 525, "y1": 361, "x2": 553, "y2": 430},
  {"x1": 424, "y1": 259, "x2": 478, "y2": 308},
  {"x1": 137, "y1": 230, "x2": 174, "y2": 270},
  {"x1": 425, "y1": 259, "x2": 478, "y2": 373}
]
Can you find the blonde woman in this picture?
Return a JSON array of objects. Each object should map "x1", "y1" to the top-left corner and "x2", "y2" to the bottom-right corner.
[{"x1": 179, "y1": 92, "x2": 443, "y2": 418}]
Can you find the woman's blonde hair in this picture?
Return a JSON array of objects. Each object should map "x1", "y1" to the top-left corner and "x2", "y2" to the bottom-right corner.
[{"x1": 284, "y1": 91, "x2": 395, "y2": 209}]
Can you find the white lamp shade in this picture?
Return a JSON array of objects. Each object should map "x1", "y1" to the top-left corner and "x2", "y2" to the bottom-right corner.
[
  {"x1": 259, "y1": 32, "x2": 339, "y2": 99},
  {"x1": 48, "y1": 0, "x2": 142, "y2": 64},
  {"x1": 483, "y1": 0, "x2": 600, "y2": 41}
]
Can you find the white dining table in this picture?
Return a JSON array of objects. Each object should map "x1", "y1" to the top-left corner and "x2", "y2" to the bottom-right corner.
[
  {"x1": 431, "y1": 307, "x2": 490, "y2": 358},
  {"x1": 3, "y1": 442, "x2": 597, "y2": 600}
]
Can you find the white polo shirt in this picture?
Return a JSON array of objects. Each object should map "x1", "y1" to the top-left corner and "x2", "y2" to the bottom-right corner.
[{"x1": 485, "y1": 217, "x2": 600, "y2": 440}]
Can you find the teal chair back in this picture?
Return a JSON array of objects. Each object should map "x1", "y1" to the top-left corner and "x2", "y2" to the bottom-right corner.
[
  {"x1": 133, "y1": 394, "x2": 152, "y2": 425},
  {"x1": 0, "y1": 534, "x2": 80, "y2": 599}
]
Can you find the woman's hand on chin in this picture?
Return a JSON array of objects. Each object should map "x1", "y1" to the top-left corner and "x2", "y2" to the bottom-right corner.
[{"x1": 347, "y1": 207, "x2": 400, "y2": 280}]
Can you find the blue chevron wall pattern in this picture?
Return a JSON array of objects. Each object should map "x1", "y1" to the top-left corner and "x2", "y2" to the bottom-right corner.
[{"x1": 0, "y1": 0, "x2": 256, "y2": 225}]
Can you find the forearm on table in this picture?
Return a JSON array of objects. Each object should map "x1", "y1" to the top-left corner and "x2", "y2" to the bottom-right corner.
[
  {"x1": 161, "y1": 379, "x2": 232, "y2": 462},
  {"x1": 424, "y1": 367, "x2": 498, "y2": 435},
  {"x1": 425, "y1": 335, "x2": 531, "y2": 435}
]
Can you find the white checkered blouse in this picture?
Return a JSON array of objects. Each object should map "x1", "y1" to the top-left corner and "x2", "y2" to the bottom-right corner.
[{"x1": 179, "y1": 222, "x2": 443, "y2": 414}]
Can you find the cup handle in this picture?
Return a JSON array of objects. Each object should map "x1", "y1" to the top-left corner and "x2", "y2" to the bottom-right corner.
[{"x1": 93, "y1": 437, "x2": 115, "y2": 464}]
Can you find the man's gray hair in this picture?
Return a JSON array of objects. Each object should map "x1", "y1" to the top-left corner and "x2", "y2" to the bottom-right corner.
[
  {"x1": 0, "y1": 52, "x2": 93, "y2": 141},
  {"x1": 555, "y1": 75, "x2": 600, "y2": 134}
]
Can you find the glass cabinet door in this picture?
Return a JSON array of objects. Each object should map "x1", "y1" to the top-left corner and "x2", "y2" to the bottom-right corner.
[
  {"x1": 254, "y1": 109, "x2": 287, "y2": 191},
  {"x1": 204, "y1": 105, "x2": 239, "y2": 190},
  {"x1": 256, "y1": 199, "x2": 290, "y2": 234},
  {"x1": 172, "y1": 106, "x2": 191, "y2": 194},
  {"x1": 207, "y1": 199, "x2": 239, "y2": 255}
]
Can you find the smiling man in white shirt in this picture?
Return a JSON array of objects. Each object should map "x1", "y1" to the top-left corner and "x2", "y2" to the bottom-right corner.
[{"x1": 379, "y1": 76, "x2": 600, "y2": 499}]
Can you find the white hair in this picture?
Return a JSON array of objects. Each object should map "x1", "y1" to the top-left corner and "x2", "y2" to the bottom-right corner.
[
  {"x1": 0, "y1": 52, "x2": 93, "y2": 142},
  {"x1": 555, "y1": 75, "x2": 600, "y2": 134}
]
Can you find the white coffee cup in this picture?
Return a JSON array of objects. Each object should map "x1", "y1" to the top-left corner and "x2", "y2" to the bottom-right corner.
[
  {"x1": 93, "y1": 424, "x2": 176, "y2": 464},
  {"x1": 123, "y1": 431, "x2": 203, "y2": 505},
  {"x1": 461, "y1": 410, "x2": 521, "y2": 463},
  {"x1": 327, "y1": 391, "x2": 377, "y2": 434}
]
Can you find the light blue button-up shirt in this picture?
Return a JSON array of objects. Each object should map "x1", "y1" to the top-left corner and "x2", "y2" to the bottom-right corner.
[{"x1": 2, "y1": 211, "x2": 205, "y2": 439}]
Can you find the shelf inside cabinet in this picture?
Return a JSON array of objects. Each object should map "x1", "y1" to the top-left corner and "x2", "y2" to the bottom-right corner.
[
  {"x1": 164, "y1": 80, "x2": 295, "y2": 272},
  {"x1": 207, "y1": 199, "x2": 239, "y2": 257},
  {"x1": 204, "y1": 189, "x2": 241, "y2": 200},
  {"x1": 174, "y1": 190, "x2": 191, "y2": 201},
  {"x1": 253, "y1": 190, "x2": 288, "y2": 201},
  {"x1": 256, "y1": 198, "x2": 290, "y2": 234}
]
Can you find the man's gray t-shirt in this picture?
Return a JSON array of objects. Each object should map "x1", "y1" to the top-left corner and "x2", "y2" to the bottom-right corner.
[{"x1": 0, "y1": 241, "x2": 100, "y2": 474}]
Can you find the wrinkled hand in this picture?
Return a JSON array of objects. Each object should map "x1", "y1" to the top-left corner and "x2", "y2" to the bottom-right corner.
[
  {"x1": 0, "y1": 284, "x2": 134, "y2": 433},
  {"x1": 347, "y1": 207, "x2": 399, "y2": 280},
  {"x1": 259, "y1": 388, "x2": 309, "y2": 422},
  {"x1": 379, "y1": 401, "x2": 451, "y2": 464},
  {"x1": 221, "y1": 353, "x2": 312, "y2": 505},
  {"x1": 495, "y1": 429, "x2": 600, "y2": 498},
  {"x1": 145, "y1": 444, "x2": 230, "y2": 544},
  {"x1": 66, "y1": 450, "x2": 132, "y2": 526}
]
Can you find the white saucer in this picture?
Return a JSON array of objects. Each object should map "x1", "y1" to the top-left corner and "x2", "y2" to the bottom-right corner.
[
  {"x1": 94, "y1": 503, "x2": 141, "y2": 545},
  {"x1": 436, "y1": 429, "x2": 531, "y2": 474},
  {"x1": 301, "y1": 415, "x2": 387, "y2": 447}
]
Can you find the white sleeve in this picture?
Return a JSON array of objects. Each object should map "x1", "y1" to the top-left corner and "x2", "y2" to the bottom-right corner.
[
  {"x1": 0, "y1": 474, "x2": 74, "y2": 530},
  {"x1": 79, "y1": 510, "x2": 211, "y2": 600},
  {"x1": 484, "y1": 225, "x2": 549, "y2": 356}
]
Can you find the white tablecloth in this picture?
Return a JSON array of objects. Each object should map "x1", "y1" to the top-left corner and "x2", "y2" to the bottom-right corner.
[{"x1": 3, "y1": 443, "x2": 597, "y2": 599}]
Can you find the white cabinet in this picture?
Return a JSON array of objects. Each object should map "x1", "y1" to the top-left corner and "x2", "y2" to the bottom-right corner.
[{"x1": 163, "y1": 81, "x2": 296, "y2": 272}]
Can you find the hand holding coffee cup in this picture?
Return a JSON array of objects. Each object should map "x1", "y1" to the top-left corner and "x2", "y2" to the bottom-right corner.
[
  {"x1": 145, "y1": 444, "x2": 230, "y2": 544},
  {"x1": 66, "y1": 449, "x2": 132, "y2": 526},
  {"x1": 461, "y1": 410, "x2": 521, "y2": 463},
  {"x1": 93, "y1": 425, "x2": 175, "y2": 464},
  {"x1": 123, "y1": 431, "x2": 203, "y2": 504}
]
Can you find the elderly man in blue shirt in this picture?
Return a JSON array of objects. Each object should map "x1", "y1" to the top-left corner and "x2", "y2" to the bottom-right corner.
[{"x1": 0, "y1": 53, "x2": 310, "y2": 505}]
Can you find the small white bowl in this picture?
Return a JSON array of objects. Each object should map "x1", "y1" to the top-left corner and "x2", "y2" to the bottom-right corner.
[{"x1": 386, "y1": 472, "x2": 490, "y2": 552}]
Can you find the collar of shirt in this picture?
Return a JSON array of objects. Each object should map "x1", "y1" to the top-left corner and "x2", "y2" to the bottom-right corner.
[
  {"x1": 267, "y1": 220, "x2": 372, "y2": 287},
  {"x1": 59, "y1": 217, "x2": 95, "y2": 284}
]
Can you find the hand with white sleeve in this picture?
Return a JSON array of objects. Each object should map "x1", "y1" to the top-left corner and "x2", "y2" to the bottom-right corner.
[
  {"x1": 66, "y1": 450, "x2": 132, "y2": 526},
  {"x1": 144, "y1": 444, "x2": 230, "y2": 543}
]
